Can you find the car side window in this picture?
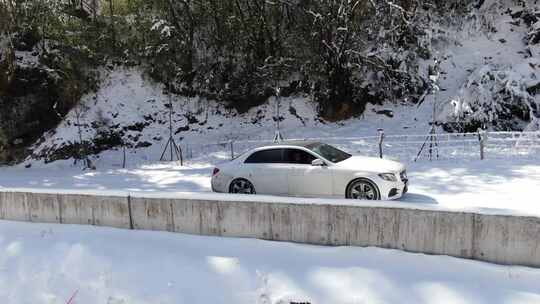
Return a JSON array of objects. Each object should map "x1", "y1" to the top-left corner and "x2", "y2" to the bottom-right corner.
[
  {"x1": 244, "y1": 149, "x2": 283, "y2": 163},
  {"x1": 283, "y1": 148, "x2": 317, "y2": 164}
]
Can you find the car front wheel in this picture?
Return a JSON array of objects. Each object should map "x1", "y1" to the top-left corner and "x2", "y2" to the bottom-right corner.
[
  {"x1": 346, "y1": 179, "x2": 380, "y2": 200},
  {"x1": 229, "y1": 178, "x2": 256, "y2": 194}
]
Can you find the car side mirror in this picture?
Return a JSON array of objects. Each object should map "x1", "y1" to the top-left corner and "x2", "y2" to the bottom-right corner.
[{"x1": 311, "y1": 159, "x2": 326, "y2": 166}]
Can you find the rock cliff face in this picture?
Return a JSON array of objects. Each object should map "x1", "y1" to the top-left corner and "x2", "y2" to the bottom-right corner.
[{"x1": 0, "y1": 40, "x2": 97, "y2": 164}]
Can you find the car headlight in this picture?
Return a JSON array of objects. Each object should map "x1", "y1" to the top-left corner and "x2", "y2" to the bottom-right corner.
[{"x1": 378, "y1": 173, "x2": 397, "y2": 182}]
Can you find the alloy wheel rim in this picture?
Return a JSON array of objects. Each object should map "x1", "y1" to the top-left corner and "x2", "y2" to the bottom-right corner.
[
  {"x1": 350, "y1": 182, "x2": 376, "y2": 200},
  {"x1": 231, "y1": 180, "x2": 254, "y2": 194}
]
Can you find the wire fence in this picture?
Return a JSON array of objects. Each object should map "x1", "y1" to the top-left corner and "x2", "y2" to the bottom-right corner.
[{"x1": 179, "y1": 130, "x2": 540, "y2": 164}]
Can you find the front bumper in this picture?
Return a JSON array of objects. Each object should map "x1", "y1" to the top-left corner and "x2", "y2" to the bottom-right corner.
[{"x1": 378, "y1": 178, "x2": 408, "y2": 200}]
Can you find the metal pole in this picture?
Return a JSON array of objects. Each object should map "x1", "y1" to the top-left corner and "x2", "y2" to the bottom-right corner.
[
  {"x1": 414, "y1": 132, "x2": 431, "y2": 162},
  {"x1": 169, "y1": 83, "x2": 173, "y2": 161},
  {"x1": 230, "y1": 141, "x2": 234, "y2": 160},
  {"x1": 478, "y1": 129, "x2": 487, "y2": 160},
  {"x1": 122, "y1": 145, "x2": 126, "y2": 168},
  {"x1": 378, "y1": 129, "x2": 384, "y2": 159},
  {"x1": 276, "y1": 85, "x2": 281, "y2": 134},
  {"x1": 428, "y1": 125, "x2": 434, "y2": 161}
]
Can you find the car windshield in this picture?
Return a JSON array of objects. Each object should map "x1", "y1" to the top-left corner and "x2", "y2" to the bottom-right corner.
[{"x1": 305, "y1": 143, "x2": 351, "y2": 163}]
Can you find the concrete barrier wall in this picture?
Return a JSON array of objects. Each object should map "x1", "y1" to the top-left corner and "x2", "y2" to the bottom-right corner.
[
  {"x1": 0, "y1": 191, "x2": 130, "y2": 228},
  {"x1": 1, "y1": 190, "x2": 540, "y2": 267},
  {"x1": 472, "y1": 214, "x2": 540, "y2": 266},
  {"x1": 127, "y1": 196, "x2": 540, "y2": 267}
]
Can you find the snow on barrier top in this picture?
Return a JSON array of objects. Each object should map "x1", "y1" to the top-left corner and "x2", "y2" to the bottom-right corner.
[{"x1": 1, "y1": 186, "x2": 539, "y2": 218}]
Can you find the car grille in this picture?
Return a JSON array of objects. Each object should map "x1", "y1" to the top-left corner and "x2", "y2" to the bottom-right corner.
[{"x1": 400, "y1": 170, "x2": 408, "y2": 182}]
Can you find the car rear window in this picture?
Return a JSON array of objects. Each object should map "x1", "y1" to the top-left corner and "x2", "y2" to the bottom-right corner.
[{"x1": 244, "y1": 149, "x2": 283, "y2": 163}]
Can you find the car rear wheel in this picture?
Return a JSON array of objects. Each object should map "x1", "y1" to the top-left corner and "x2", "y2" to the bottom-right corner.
[
  {"x1": 346, "y1": 179, "x2": 380, "y2": 200},
  {"x1": 229, "y1": 178, "x2": 256, "y2": 194}
]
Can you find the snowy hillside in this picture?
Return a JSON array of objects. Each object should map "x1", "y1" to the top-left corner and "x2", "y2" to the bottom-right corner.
[
  {"x1": 21, "y1": 1, "x2": 540, "y2": 167},
  {"x1": 430, "y1": 1, "x2": 540, "y2": 131},
  {"x1": 28, "y1": 68, "x2": 435, "y2": 167}
]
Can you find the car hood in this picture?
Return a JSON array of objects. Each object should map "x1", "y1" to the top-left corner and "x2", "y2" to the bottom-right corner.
[{"x1": 334, "y1": 156, "x2": 405, "y2": 173}]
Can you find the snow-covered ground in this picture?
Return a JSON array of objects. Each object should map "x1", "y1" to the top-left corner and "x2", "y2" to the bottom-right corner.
[
  {"x1": 1, "y1": 220, "x2": 540, "y2": 304},
  {"x1": 1, "y1": 157, "x2": 539, "y2": 217},
  {"x1": 3, "y1": 3, "x2": 540, "y2": 302}
]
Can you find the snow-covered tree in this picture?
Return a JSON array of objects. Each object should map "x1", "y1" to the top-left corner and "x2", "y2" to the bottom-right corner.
[{"x1": 442, "y1": 64, "x2": 538, "y2": 131}]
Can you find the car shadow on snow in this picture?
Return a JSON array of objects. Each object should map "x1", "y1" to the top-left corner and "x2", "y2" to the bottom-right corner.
[{"x1": 399, "y1": 193, "x2": 438, "y2": 204}]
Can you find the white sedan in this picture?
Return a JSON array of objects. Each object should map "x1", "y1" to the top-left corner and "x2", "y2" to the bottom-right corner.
[{"x1": 211, "y1": 141, "x2": 408, "y2": 200}]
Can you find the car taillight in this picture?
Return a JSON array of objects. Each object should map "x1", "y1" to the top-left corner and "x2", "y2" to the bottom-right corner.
[{"x1": 212, "y1": 168, "x2": 220, "y2": 176}]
